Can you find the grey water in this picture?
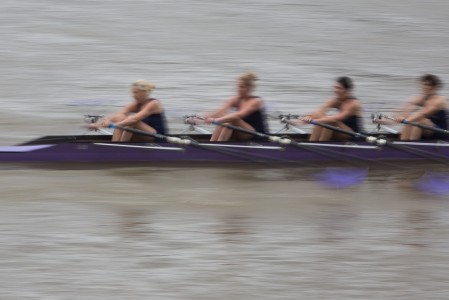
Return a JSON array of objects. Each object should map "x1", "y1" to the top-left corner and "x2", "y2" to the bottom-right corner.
[{"x1": 1, "y1": 0, "x2": 449, "y2": 299}]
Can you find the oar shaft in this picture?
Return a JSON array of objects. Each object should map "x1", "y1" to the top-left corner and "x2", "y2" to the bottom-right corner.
[{"x1": 305, "y1": 119, "x2": 380, "y2": 144}]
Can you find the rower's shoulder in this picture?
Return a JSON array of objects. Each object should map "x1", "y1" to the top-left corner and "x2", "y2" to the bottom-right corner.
[
  {"x1": 434, "y1": 95, "x2": 448, "y2": 109},
  {"x1": 426, "y1": 95, "x2": 447, "y2": 105},
  {"x1": 347, "y1": 98, "x2": 362, "y2": 112},
  {"x1": 142, "y1": 98, "x2": 162, "y2": 107},
  {"x1": 227, "y1": 95, "x2": 240, "y2": 105},
  {"x1": 140, "y1": 99, "x2": 164, "y2": 113},
  {"x1": 124, "y1": 101, "x2": 139, "y2": 111},
  {"x1": 248, "y1": 95, "x2": 264, "y2": 103},
  {"x1": 247, "y1": 96, "x2": 264, "y2": 110},
  {"x1": 324, "y1": 97, "x2": 339, "y2": 106},
  {"x1": 410, "y1": 94, "x2": 446, "y2": 105},
  {"x1": 352, "y1": 98, "x2": 363, "y2": 107}
]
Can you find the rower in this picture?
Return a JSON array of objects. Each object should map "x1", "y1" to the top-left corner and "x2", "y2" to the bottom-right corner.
[
  {"x1": 375, "y1": 74, "x2": 448, "y2": 140},
  {"x1": 203, "y1": 72, "x2": 268, "y2": 141},
  {"x1": 89, "y1": 80, "x2": 168, "y2": 142},
  {"x1": 295, "y1": 76, "x2": 364, "y2": 141}
]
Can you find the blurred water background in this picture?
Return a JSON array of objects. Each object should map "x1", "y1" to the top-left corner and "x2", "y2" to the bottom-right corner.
[{"x1": 1, "y1": 0, "x2": 449, "y2": 299}]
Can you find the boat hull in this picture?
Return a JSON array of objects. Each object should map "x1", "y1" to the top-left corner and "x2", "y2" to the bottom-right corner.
[{"x1": 2, "y1": 134, "x2": 449, "y2": 165}]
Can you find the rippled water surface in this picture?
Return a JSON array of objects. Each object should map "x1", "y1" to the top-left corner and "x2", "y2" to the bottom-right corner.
[{"x1": 1, "y1": 0, "x2": 449, "y2": 298}]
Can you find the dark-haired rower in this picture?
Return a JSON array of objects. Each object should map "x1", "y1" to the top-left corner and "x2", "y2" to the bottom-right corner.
[
  {"x1": 376, "y1": 74, "x2": 448, "y2": 140},
  {"x1": 299, "y1": 76, "x2": 364, "y2": 141}
]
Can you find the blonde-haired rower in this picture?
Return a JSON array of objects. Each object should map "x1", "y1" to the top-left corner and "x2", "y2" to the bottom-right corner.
[{"x1": 91, "y1": 80, "x2": 167, "y2": 141}]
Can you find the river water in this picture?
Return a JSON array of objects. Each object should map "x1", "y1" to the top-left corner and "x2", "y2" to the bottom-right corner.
[{"x1": 1, "y1": 0, "x2": 449, "y2": 299}]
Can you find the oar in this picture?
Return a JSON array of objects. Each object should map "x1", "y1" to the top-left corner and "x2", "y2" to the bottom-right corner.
[
  {"x1": 301, "y1": 118, "x2": 449, "y2": 195},
  {"x1": 107, "y1": 124, "x2": 290, "y2": 165},
  {"x1": 380, "y1": 114, "x2": 449, "y2": 136},
  {"x1": 210, "y1": 120, "x2": 372, "y2": 188}
]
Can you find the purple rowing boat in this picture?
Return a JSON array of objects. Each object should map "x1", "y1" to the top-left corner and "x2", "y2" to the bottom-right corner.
[{"x1": 1, "y1": 133, "x2": 448, "y2": 165}]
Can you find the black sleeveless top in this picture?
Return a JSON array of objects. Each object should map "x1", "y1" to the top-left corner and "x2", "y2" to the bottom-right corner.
[
  {"x1": 238, "y1": 96, "x2": 268, "y2": 134},
  {"x1": 137, "y1": 98, "x2": 168, "y2": 135},
  {"x1": 428, "y1": 109, "x2": 448, "y2": 130},
  {"x1": 425, "y1": 109, "x2": 448, "y2": 140},
  {"x1": 342, "y1": 115, "x2": 364, "y2": 133},
  {"x1": 419, "y1": 95, "x2": 448, "y2": 131},
  {"x1": 335, "y1": 97, "x2": 364, "y2": 133}
]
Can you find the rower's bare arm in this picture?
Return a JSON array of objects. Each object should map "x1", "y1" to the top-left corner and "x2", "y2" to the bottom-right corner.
[
  {"x1": 118, "y1": 103, "x2": 136, "y2": 115},
  {"x1": 314, "y1": 99, "x2": 353, "y2": 123},
  {"x1": 118, "y1": 101, "x2": 158, "y2": 126},
  {"x1": 313, "y1": 99, "x2": 335, "y2": 118},
  {"x1": 397, "y1": 96, "x2": 421, "y2": 117},
  {"x1": 292, "y1": 99, "x2": 334, "y2": 124},
  {"x1": 371, "y1": 97, "x2": 420, "y2": 124},
  {"x1": 217, "y1": 98, "x2": 261, "y2": 123},
  {"x1": 91, "y1": 103, "x2": 136, "y2": 128},
  {"x1": 109, "y1": 103, "x2": 135, "y2": 121},
  {"x1": 204, "y1": 97, "x2": 238, "y2": 119},
  {"x1": 407, "y1": 96, "x2": 446, "y2": 122}
]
